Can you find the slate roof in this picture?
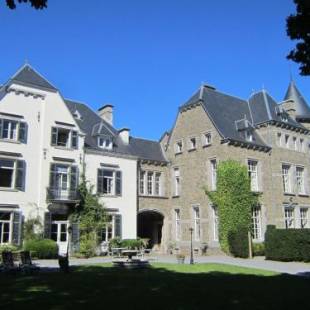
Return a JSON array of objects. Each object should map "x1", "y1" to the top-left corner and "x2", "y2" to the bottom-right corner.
[
  {"x1": 65, "y1": 99, "x2": 167, "y2": 162},
  {"x1": 284, "y1": 81, "x2": 310, "y2": 121},
  {"x1": 10, "y1": 64, "x2": 57, "y2": 91}
]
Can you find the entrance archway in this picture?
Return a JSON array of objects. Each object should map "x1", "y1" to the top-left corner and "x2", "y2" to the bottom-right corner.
[{"x1": 137, "y1": 210, "x2": 164, "y2": 250}]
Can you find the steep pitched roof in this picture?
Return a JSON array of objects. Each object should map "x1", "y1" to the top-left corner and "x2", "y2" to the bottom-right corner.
[
  {"x1": 284, "y1": 81, "x2": 310, "y2": 121},
  {"x1": 65, "y1": 99, "x2": 167, "y2": 162},
  {"x1": 10, "y1": 64, "x2": 57, "y2": 91}
]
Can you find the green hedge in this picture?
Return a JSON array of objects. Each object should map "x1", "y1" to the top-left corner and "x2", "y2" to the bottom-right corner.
[
  {"x1": 109, "y1": 238, "x2": 144, "y2": 250},
  {"x1": 265, "y1": 225, "x2": 310, "y2": 262},
  {"x1": 23, "y1": 239, "x2": 58, "y2": 259},
  {"x1": 228, "y1": 227, "x2": 249, "y2": 258},
  {"x1": 0, "y1": 244, "x2": 19, "y2": 254},
  {"x1": 253, "y1": 242, "x2": 265, "y2": 256}
]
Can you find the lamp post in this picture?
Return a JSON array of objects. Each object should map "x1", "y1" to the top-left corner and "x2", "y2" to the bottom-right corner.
[{"x1": 189, "y1": 227, "x2": 194, "y2": 264}]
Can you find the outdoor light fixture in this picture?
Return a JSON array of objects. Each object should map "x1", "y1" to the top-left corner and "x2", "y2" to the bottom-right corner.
[{"x1": 189, "y1": 227, "x2": 194, "y2": 265}]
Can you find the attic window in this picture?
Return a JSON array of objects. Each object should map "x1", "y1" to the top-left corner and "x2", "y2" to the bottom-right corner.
[
  {"x1": 73, "y1": 110, "x2": 82, "y2": 120},
  {"x1": 281, "y1": 113, "x2": 288, "y2": 122},
  {"x1": 175, "y1": 140, "x2": 183, "y2": 154},
  {"x1": 245, "y1": 130, "x2": 253, "y2": 142},
  {"x1": 98, "y1": 136, "x2": 112, "y2": 150}
]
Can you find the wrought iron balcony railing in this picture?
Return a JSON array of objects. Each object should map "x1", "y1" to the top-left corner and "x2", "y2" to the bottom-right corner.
[{"x1": 47, "y1": 188, "x2": 80, "y2": 201}]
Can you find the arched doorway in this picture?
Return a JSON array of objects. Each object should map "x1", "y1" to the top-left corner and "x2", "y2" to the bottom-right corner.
[{"x1": 137, "y1": 210, "x2": 164, "y2": 250}]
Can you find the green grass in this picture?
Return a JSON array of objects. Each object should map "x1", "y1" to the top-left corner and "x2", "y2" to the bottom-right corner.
[{"x1": 0, "y1": 263, "x2": 308, "y2": 309}]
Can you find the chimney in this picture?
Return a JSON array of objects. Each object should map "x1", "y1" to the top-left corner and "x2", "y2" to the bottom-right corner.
[
  {"x1": 98, "y1": 104, "x2": 113, "y2": 126},
  {"x1": 119, "y1": 128, "x2": 130, "y2": 145}
]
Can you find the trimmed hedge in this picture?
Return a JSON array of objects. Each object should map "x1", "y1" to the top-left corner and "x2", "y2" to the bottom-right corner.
[
  {"x1": 228, "y1": 227, "x2": 249, "y2": 258},
  {"x1": 265, "y1": 225, "x2": 310, "y2": 262},
  {"x1": 109, "y1": 238, "x2": 144, "y2": 250},
  {"x1": 253, "y1": 242, "x2": 265, "y2": 256},
  {"x1": 23, "y1": 239, "x2": 58, "y2": 259}
]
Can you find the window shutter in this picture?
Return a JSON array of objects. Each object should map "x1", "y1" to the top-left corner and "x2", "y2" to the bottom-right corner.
[
  {"x1": 97, "y1": 169, "x2": 103, "y2": 194},
  {"x1": 114, "y1": 214, "x2": 122, "y2": 238},
  {"x1": 116, "y1": 171, "x2": 122, "y2": 196},
  {"x1": 70, "y1": 166, "x2": 79, "y2": 190},
  {"x1": 71, "y1": 131, "x2": 78, "y2": 149},
  {"x1": 18, "y1": 122, "x2": 28, "y2": 143},
  {"x1": 292, "y1": 167, "x2": 297, "y2": 193},
  {"x1": 305, "y1": 169, "x2": 310, "y2": 195},
  {"x1": 44, "y1": 212, "x2": 52, "y2": 239},
  {"x1": 51, "y1": 127, "x2": 58, "y2": 145},
  {"x1": 70, "y1": 221, "x2": 80, "y2": 253},
  {"x1": 12, "y1": 211, "x2": 22, "y2": 245},
  {"x1": 15, "y1": 160, "x2": 26, "y2": 191},
  {"x1": 0, "y1": 119, "x2": 3, "y2": 138},
  {"x1": 49, "y1": 164, "x2": 57, "y2": 188}
]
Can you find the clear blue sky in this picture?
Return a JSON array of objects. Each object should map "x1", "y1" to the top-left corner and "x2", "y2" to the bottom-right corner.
[{"x1": 0, "y1": 0, "x2": 308, "y2": 140}]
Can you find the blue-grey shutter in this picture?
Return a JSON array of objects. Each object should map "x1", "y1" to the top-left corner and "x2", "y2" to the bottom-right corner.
[
  {"x1": 97, "y1": 169, "x2": 103, "y2": 194},
  {"x1": 50, "y1": 164, "x2": 57, "y2": 188},
  {"x1": 18, "y1": 122, "x2": 28, "y2": 143},
  {"x1": 71, "y1": 131, "x2": 78, "y2": 149},
  {"x1": 116, "y1": 171, "x2": 122, "y2": 196},
  {"x1": 71, "y1": 222, "x2": 80, "y2": 253},
  {"x1": 51, "y1": 127, "x2": 57, "y2": 145},
  {"x1": 15, "y1": 160, "x2": 26, "y2": 191},
  {"x1": 0, "y1": 119, "x2": 3, "y2": 138},
  {"x1": 114, "y1": 214, "x2": 122, "y2": 238},
  {"x1": 70, "y1": 166, "x2": 78, "y2": 198},
  {"x1": 12, "y1": 211, "x2": 22, "y2": 245},
  {"x1": 44, "y1": 212, "x2": 52, "y2": 239}
]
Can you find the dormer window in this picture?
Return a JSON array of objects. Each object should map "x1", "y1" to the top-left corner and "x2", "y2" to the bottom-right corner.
[
  {"x1": 188, "y1": 137, "x2": 196, "y2": 150},
  {"x1": 98, "y1": 136, "x2": 112, "y2": 150},
  {"x1": 73, "y1": 110, "x2": 82, "y2": 120},
  {"x1": 175, "y1": 140, "x2": 183, "y2": 154},
  {"x1": 281, "y1": 113, "x2": 288, "y2": 122},
  {"x1": 202, "y1": 132, "x2": 212, "y2": 146},
  {"x1": 245, "y1": 130, "x2": 253, "y2": 142}
]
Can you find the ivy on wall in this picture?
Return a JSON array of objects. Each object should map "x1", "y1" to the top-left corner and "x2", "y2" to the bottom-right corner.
[{"x1": 206, "y1": 160, "x2": 258, "y2": 256}]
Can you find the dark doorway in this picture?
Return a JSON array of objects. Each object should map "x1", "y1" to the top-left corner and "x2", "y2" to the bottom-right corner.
[{"x1": 137, "y1": 210, "x2": 164, "y2": 249}]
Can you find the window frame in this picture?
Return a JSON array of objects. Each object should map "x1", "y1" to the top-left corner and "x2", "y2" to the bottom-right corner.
[
  {"x1": 0, "y1": 211, "x2": 13, "y2": 244},
  {"x1": 202, "y1": 132, "x2": 212, "y2": 147},
  {"x1": 284, "y1": 206, "x2": 295, "y2": 229},
  {"x1": 193, "y1": 205, "x2": 201, "y2": 241},
  {"x1": 97, "y1": 168, "x2": 122, "y2": 196},
  {"x1": 174, "y1": 140, "x2": 183, "y2": 154},
  {"x1": 296, "y1": 166, "x2": 306, "y2": 195},
  {"x1": 248, "y1": 160, "x2": 259, "y2": 192},
  {"x1": 252, "y1": 205, "x2": 262, "y2": 241},
  {"x1": 175, "y1": 209, "x2": 181, "y2": 241},
  {"x1": 173, "y1": 167, "x2": 180, "y2": 196},
  {"x1": 210, "y1": 159, "x2": 217, "y2": 191}
]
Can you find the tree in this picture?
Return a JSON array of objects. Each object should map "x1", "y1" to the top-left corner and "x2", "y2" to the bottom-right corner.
[
  {"x1": 287, "y1": 0, "x2": 310, "y2": 75},
  {"x1": 6, "y1": 0, "x2": 47, "y2": 9},
  {"x1": 206, "y1": 160, "x2": 258, "y2": 256}
]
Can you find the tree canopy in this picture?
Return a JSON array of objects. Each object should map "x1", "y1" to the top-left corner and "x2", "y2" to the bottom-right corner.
[
  {"x1": 6, "y1": 0, "x2": 47, "y2": 9},
  {"x1": 287, "y1": 0, "x2": 310, "y2": 75}
]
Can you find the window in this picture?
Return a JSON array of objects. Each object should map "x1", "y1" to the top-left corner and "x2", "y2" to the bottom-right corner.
[
  {"x1": 97, "y1": 169, "x2": 122, "y2": 196},
  {"x1": 282, "y1": 164, "x2": 291, "y2": 193},
  {"x1": 175, "y1": 140, "x2": 183, "y2": 154},
  {"x1": 101, "y1": 215, "x2": 114, "y2": 242},
  {"x1": 98, "y1": 136, "x2": 112, "y2": 150},
  {"x1": 212, "y1": 206, "x2": 219, "y2": 241},
  {"x1": 139, "y1": 171, "x2": 145, "y2": 195},
  {"x1": 51, "y1": 127, "x2": 78, "y2": 149},
  {"x1": 0, "y1": 118, "x2": 27, "y2": 143},
  {"x1": 285, "y1": 135, "x2": 290, "y2": 148},
  {"x1": 0, "y1": 212, "x2": 11, "y2": 244},
  {"x1": 252, "y1": 206, "x2": 262, "y2": 240},
  {"x1": 245, "y1": 130, "x2": 253, "y2": 142},
  {"x1": 202, "y1": 132, "x2": 212, "y2": 146},
  {"x1": 188, "y1": 137, "x2": 196, "y2": 150},
  {"x1": 293, "y1": 137, "x2": 297, "y2": 151},
  {"x1": 300, "y1": 208, "x2": 309, "y2": 229},
  {"x1": 51, "y1": 214, "x2": 68, "y2": 243},
  {"x1": 248, "y1": 160, "x2": 258, "y2": 192},
  {"x1": 281, "y1": 113, "x2": 288, "y2": 122},
  {"x1": 277, "y1": 133, "x2": 282, "y2": 147},
  {"x1": 300, "y1": 139, "x2": 304, "y2": 152},
  {"x1": 147, "y1": 171, "x2": 153, "y2": 195},
  {"x1": 173, "y1": 168, "x2": 180, "y2": 196},
  {"x1": 284, "y1": 207, "x2": 295, "y2": 229},
  {"x1": 193, "y1": 206, "x2": 200, "y2": 241},
  {"x1": 175, "y1": 209, "x2": 180, "y2": 241},
  {"x1": 0, "y1": 159, "x2": 26, "y2": 190},
  {"x1": 296, "y1": 166, "x2": 305, "y2": 194},
  {"x1": 154, "y1": 172, "x2": 161, "y2": 196},
  {"x1": 210, "y1": 159, "x2": 217, "y2": 191}
]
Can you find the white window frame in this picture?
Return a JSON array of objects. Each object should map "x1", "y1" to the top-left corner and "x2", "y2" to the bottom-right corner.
[
  {"x1": 212, "y1": 205, "x2": 219, "y2": 242},
  {"x1": 299, "y1": 208, "x2": 309, "y2": 229},
  {"x1": 193, "y1": 205, "x2": 201, "y2": 241},
  {"x1": 245, "y1": 130, "x2": 253, "y2": 142},
  {"x1": 282, "y1": 164, "x2": 292, "y2": 194},
  {"x1": 296, "y1": 166, "x2": 305, "y2": 195},
  {"x1": 202, "y1": 132, "x2": 212, "y2": 146},
  {"x1": 248, "y1": 160, "x2": 259, "y2": 192},
  {"x1": 154, "y1": 172, "x2": 161, "y2": 196},
  {"x1": 210, "y1": 159, "x2": 217, "y2": 191},
  {"x1": 277, "y1": 132, "x2": 282, "y2": 147},
  {"x1": 147, "y1": 171, "x2": 154, "y2": 195},
  {"x1": 300, "y1": 138, "x2": 304, "y2": 152},
  {"x1": 139, "y1": 171, "x2": 146, "y2": 195},
  {"x1": 252, "y1": 205, "x2": 262, "y2": 241},
  {"x1": 0, "y1": 212, "x2": 12, "y2": 244},
  {"x1": 285, "y1": 134, "x2": 290, "y2": 148},
  {"x1": 1, "y1": 119, "x2": 19, "y2": 141},
  {"x1": 174, "y1": 140, "x2": 183, "y2": 154},
  {"x1": 175, "y1": 209, "x2": 180, "y2": 241},
  {"x1": 98, "y1": 136, "x2": 112, "y2": 150},
  {"x1": 0, "y1": 159, "x2": 16, "y2": 189},
  {"x1": 101, "y1": 215, "x2": 115, "y2": 242},
  {"x1": 293, "y1": 137, "x2": 298, "y2": 151},
  {"x1": 188, "y1": 137, "x2": 197, "y2": 150},
  {"x1": 173, "y1": 168, "x2": 180, "y2": 196},
  {"x1": 284, "y1": 206, "x2": 295, "y2": 229}
]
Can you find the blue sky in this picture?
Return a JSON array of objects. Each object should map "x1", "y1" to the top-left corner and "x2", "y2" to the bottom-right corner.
[{"x1": 0, "y1": 0, "x2": 308, "y2": 140}]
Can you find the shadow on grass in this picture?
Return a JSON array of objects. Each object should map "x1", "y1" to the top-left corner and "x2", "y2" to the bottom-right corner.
[{"x1": 0, "y1": 264, "x2": 308, "y2": 309}]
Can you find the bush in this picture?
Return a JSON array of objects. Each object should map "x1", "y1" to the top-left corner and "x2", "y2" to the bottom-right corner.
[
  {"x1": 23, "y1": 239, "x2": 58, "y2": 259},
  {"x1": 109, "y1": 238, "x2": 145, "y2": 250},
  {"x1": 253, "y1": 242, "x2": 265, "y2": 256},
  {"x1": 79, "y1": 234, "x2": 97, "y2": 258},
  {"x1": 228, "y1": 227, "x2": 249, "y2": 258},
  {"x1": 109, "y1": 237, "x2": 122, "y2": 249},
  {"x1": 0, "y1": 244, "x2": 19, "y2": 254},
  {"x1": 265, "y1": 225, "x2": 310, "y2": 262}
]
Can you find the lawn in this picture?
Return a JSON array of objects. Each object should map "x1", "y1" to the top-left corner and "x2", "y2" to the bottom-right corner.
[{"x1": 0, "y1": 263, "x2": 308, "y2": 309}]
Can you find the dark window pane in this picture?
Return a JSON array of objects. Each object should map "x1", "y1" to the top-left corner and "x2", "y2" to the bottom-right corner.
[{"x1": 0, "y1": 167, "x2": 13, "y2": 188}]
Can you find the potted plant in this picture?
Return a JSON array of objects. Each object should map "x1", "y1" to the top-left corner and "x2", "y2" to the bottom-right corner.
[{"x1": 176, "y1": 253, "x2": 185, "y2": 264}]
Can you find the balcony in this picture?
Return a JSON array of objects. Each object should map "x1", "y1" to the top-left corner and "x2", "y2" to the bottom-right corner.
[{"x1": 47, "y1": 188, "x2": 80, "y2": 202}]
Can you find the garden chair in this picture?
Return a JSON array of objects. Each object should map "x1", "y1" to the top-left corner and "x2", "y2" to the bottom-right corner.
[
  {"x1": 1, "y1": 251, "x2": 19, "y2": 273},
  {"x1": 19, "y1": 251, "x2": 40, "y2": 272}
]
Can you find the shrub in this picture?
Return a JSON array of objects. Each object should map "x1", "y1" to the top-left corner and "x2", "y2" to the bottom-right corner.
[
  {"x1": 0, "y1": 244, "x2": 19, "y2": 254},
  {"x1": 228, "y1": 227, "x2": 249, "y2": 258},
  {"x1": 23, "y1": 239, "x2": 58, "y2": 259},
  {"x1": 265, "y1": 225, "x2": 310, "y2": 262},
  {"x1": 121, "y1": 239, "x2": 144, "y2": 249},
  {"x1": 79, "y1": 234, "x2": 97, "y2": 258},
  {"x1": 253, "y1": 242, "x2": 265, "y2": 256}
]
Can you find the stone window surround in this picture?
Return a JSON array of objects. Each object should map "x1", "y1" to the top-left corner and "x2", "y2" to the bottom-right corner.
[
  {"x1": 201, "y1": 131, "x2": 212, "y2": 147},
  {"x1": 283, "y1": 205, "x2": 310, "y2": 229},
  {"x1": 276, "y1": 131, "x2": 307, "y2": 153},
  {"x1": 174, "y1": 139, "x2": 184, "y2": 155},
  {"x1": 187, "y1": 136, "x2": 197, "y2": 151},
  {"x1": 139, "y1": 169, "x2": 164, "y2": 197}
]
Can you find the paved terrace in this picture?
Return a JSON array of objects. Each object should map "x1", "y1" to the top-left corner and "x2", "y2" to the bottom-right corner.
[{"x1": 36, "y1": 255, "x2": 310, "y2": 276}]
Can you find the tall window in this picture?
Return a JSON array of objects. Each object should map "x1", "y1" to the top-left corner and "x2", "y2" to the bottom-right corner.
[
  {"x1": 97, "y1": 169, "x2": 122, "y2": 196},
  {"x1": 193, "y1": 206, "x2": 200, "y2": 241},
  {"x1": 175, "y1": 140, "x2": 183, "y2": 154},
  {"x1": 284, "y1": 207, "x2": 295, "y2": 229},
  {"x1": 296, "y1": 166, "x2": 305, "y2": 194},
  {"x1": 0, "y1": 212, "x2": 11, "y2": 244},
  {"x1": 212, "y1": 206, "x2": 219, "y2": 241},
  {"x1": 210, "y1": 159, "x2": 217, "y2": 191},
  {"x1": 248, "y1": 160, "x2": 258, "y2": 192},
  {"x1": 0, "y1": 158, "x2": 26, "y2": 191},
  {"x1": 300, "y1": 138, "x2": 304, "y2": 152},
  {"x1": 285, "y1": 135, "x2": 290, "y2": 148},
  {"x1": 51, "y1": 127, "x2": 78, "y2": 149},
  {"x1": 277, "y1": 133, "x2": 282, "y2": 147},
  {"x1": 175, "y1": 209, "x2": 180, "y2": 241},
  {"x1": 139, "y1": 171, "x2": 145, "y2": 195},
  {"x1": 147, "y1": 171, "x2": 153, "y2": 195},
  {"x1": 203, "y1": 132, "x2": 212, "y2": 146},
  {"x1": 293, "y1": 137, "x2": 297, "y2": 151},
  {"x1": 188, "y1": 137, "x2": 196, "y2": 150},
  {"x1": 282, "y1": 164, "x2": 291, "y2": 193},
  {"x1": 300, "y1": 208, "x2": 309, "y2": 229},
  {"x1": 252, "y1": 206, "x2": 262, "y2": 240},
  {"x1": 174, "y1": 168, "x2": 180, "y2": 196},
  {"x1": 101, "y1": 215, "x2": 114, "y2": 242},
  {"x1": 0, "y1": 118, "x2": 27, "y2": 143},
  {"x1": 154, "y1": 172, "x2": 161, "y2": 196}
]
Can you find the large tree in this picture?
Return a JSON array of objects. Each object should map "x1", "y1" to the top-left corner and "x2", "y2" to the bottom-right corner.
[
  {"x1": 6, "y1": 0, "x2": 47, "y2": 9},
  {"x1": 287, "y1": 0, "x2": 310, "y2": 75}
]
